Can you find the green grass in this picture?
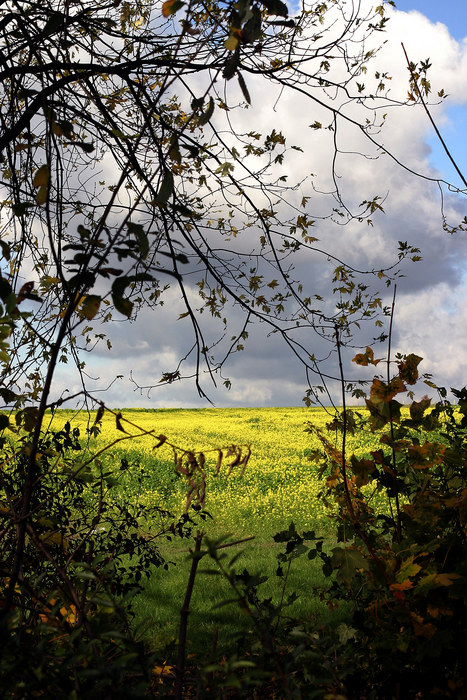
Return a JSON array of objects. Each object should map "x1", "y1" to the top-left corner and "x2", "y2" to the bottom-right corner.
[
  {"x1": 23, "y1": 406, "x2": 384, "y2": 657},
  {"x1": 131, "y1": 532, "x2": 350, "y2": 659}
]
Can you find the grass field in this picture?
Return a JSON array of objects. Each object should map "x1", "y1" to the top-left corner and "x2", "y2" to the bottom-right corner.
[{"x1": 44, "y1": 405, "x2": 382, "y2": 655}]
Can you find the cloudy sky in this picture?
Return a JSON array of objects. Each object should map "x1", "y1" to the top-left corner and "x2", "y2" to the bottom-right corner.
[{"x1": 53, "y1": 0, "x2": 467, "y2": 409}]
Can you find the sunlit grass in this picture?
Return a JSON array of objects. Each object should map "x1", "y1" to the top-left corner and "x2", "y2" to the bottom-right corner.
[
  {"x1": 42, "y1": 406, "x2": 384, "y2": 654},
  {"x1": 60, "y1": 405, "x2": 383, "y2": 535}
]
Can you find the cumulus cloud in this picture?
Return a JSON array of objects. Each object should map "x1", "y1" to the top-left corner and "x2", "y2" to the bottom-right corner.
[{"x1": 50, "y1": 3, "x2": 467, "y2": 409}]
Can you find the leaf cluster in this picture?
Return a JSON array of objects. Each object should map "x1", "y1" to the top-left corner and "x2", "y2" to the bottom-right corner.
[{"x1": 304, "y1": 355, "x2": 467, "y2": 697}]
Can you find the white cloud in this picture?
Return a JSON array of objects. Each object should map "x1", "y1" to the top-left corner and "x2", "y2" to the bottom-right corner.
[{"x1": 48, "y1": 4, "x2": 467, "y2": 407}]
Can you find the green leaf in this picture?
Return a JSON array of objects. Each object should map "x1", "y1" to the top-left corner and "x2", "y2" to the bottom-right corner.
[
  {"x1": 331, "y1": 547, "x2": 369, "y2": 583},
  {"x1": 396, "y1": 557, "x2": 421, "y2": 583},
  {"x1": 127, "y1": 222, "x2": 149, "y2": 257},
  {"x1": 237, "y1": 73, "x2": 251, "y2": 104},
  {"x1": 198, "y1": 97, "x2": 214, "y2": 126},
  {"x1": 156, "y1": 170, "x2": 174, "y2": 206},
  {"x1": 336, "y1": 623, "x2": 358, "y2": 645}
]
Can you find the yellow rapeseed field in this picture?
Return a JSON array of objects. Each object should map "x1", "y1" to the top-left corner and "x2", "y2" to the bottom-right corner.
[{"x1": 59, "y1": 406, "x2": 380, "y2": 536}]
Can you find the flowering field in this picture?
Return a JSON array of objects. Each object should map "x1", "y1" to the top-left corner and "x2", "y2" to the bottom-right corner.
[{"x1": 62, "y1": 405, "x2": 383, "y2": 536}]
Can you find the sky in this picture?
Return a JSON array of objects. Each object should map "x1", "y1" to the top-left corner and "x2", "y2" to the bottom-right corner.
[
  {"x1": 395, "y1": 0, "x2": 467, "y2": 184},
  {"x1": 52, "y1": 0, "x2": 467, "y2": 410}
]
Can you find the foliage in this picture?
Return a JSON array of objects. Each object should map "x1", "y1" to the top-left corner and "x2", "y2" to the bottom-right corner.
[
  {"x1": 161, "y1": 357, "x2": 466, "y2": 698},
  {"x1": 0, "y1": 0, "x2": 465, "y2": 696},
  {"x1": 301, "y1": 352, "x2": 467, "y2": 698},
  {"x1": 0, "y1": 414, "x2": 186, "y2": 693}
]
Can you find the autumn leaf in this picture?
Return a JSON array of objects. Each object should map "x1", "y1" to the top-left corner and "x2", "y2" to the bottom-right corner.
[
  {"x1": 396, "y1": 556, "x2": 421, "y2": 583},
  {"x1": 352, "y1": 346, "x2": 381, "y2": 367},
  {"x1": 33, "y1": 164, "x2": 50, "y2": 188},
  {"x1": 36, "y1": 186, "x2": 47, "y2": 205},
  {"x1": 390, "y1": 580, "x2": 414, "y2": 592},
  {"x1": 410, "y1": 612, "x2": 436, "y2": 639},
  {"x1": 370, "y1": 376, "x2": 406, "y2": 404},
  {"x1": 349, "y1": 455, "x2": 376, "y2": 487},
  {"x1": 409, "y1": 395, "x2": 431, "y2": 422},
  {"x1": 434, "y1": 572, "x2": 461, "y2": 587},
  {"x1": 162, "y1": 0, "x2": 185, "y2": 18},
  {"x1": 398, "y1": 353, "x2": 423, "y2": 385},
  {"x1": 225, "y1": 34, "x2": 240, "y2": 51},
  {"x1": 408, "y1": 441, "x2": 445, "y2": 469},
  {"x1": 80, "y1": 295, "x2": 101, "y2": 320},
  {"x1": 115, "y1": 412, "x2": 126, "y2": 432}
]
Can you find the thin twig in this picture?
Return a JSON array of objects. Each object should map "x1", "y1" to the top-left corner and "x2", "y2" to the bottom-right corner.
[
  {"x1": 175, "y1": 530, "x2": 204, "y2": 700},
  {"x1": 401, "y1": 43, "x2": 467, "y2": 190},
  {"x1": 386, "y1": 284, "x2": 402, "y2": 542}
]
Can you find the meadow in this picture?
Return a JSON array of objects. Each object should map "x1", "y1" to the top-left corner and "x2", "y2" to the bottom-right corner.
[
  {"x1": 4, "y1": 399, "x2": 464, "y2": 697},
  {"x1": 47, "y1": 405, "x2": 383, "y2": 655},
  {"x1": 60, "y1": 405, "x2": 382, "y2": 535}
]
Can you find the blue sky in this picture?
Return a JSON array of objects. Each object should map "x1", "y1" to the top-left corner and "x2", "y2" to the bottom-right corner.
[
  {"x1": 395, "y1": 0, "x2": 467, "y2": 40},
  {"x1": 395, "y1": 1, "x2": 467, "y2": 186}
]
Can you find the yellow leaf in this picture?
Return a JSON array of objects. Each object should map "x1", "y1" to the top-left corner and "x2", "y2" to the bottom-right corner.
[
  {"x1": 152, "y1": 662, "x2": 174, "y2": 676},
  {"x1": 60, "y1": 604, "x2": 77, "y2": 625},
  {"x1": 225, "y1": 34, "x2": 239, "y2": 51},
  {"x1": 435, "y1": 573, "x2": 461, "y2": 587},
  {"x1": 80, "y1": 295, "x2": 101, "y2": 320},
  {"x1": 33, "y1": 164, "x2": 50, "y2": 188},
  {"x1": 162, "y1": 0, "x2": 185, "y2": 18},
  {"x1": 35, "y1": 185, "x2": 48, "y2": 205}
]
